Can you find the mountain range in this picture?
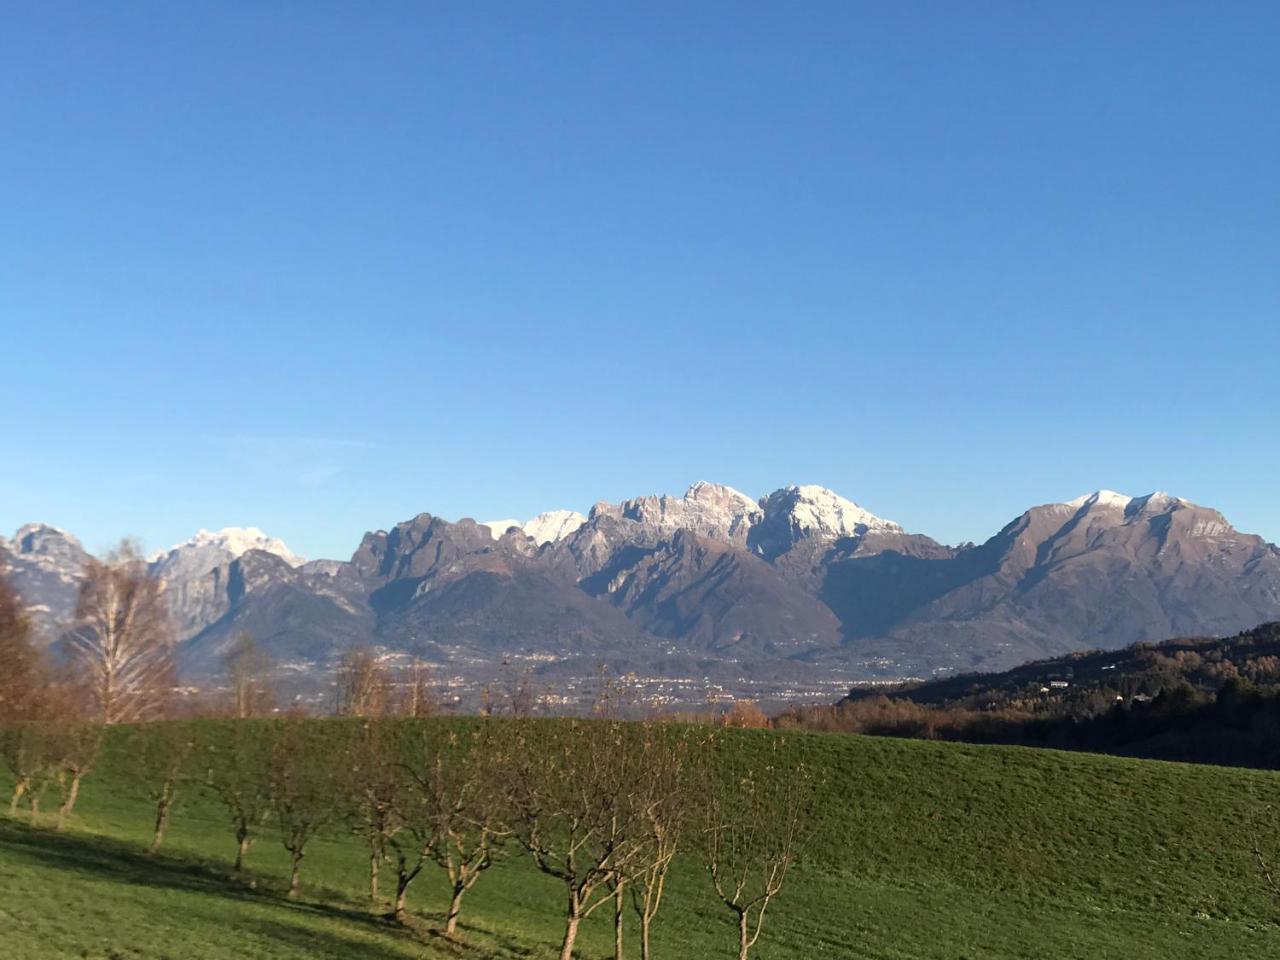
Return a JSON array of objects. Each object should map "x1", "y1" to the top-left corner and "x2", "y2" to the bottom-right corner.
[{"x1": 4, "y1": 483, "x2": 1280, "y2": 694}]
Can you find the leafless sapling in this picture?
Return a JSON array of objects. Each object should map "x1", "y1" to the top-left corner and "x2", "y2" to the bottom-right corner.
[
  {"x1": 1, "y1": 722, "x2": 53, "y2": 823},
  {"x1": 402, "y1": 722, "x2": 510, "y2": 937},
  {"x1": 131, "y1": 722, "x2": 195, "y2": 852},
  {"x1": 47, "y1": 709, "x2": 103, "y2": 831},
  {"x1": 337, "y1": 718, "x2": 407, "y2": 910},
  {"x1": 203, "y1": 720, "x2": 275, "y2": 875},
  {"x1": 699, "y1": 733, "x2": 811, "y2": 960},
  {"x1": 627, "y1": 724, "x2": 689, "y2": 960},
  {"x1": 501, "y1": 717, "x2": 652, "y2": 960},
  {"x1": 269, "y1": 718, "x2": 338, "y2": 897}
]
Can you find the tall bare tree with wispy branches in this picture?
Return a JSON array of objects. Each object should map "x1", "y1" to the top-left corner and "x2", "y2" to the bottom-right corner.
[
  {"x1": 66, "y1": 541, "x2": 175, "y2": 724},
  {"x1": 222, "y1": 632, "x2": 276, "y2": 718},
  {"x1": 335, "y1": 648, "x2": 391, "y2": 717}
]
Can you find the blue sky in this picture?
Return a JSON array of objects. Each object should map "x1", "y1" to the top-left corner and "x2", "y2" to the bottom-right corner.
[{"x1": 3, "y1": 2, "x2": 1278, "y2": 560}]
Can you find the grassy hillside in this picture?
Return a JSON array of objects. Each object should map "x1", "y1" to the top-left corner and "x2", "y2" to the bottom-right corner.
[{"x1": 2, "y1": 721, "x2": 1280, "y2": 959}]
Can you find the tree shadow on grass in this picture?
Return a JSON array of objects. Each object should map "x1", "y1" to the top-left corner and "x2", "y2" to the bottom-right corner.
[
  {"x1": 0, "y1": 818, "x2": 543, "y2": 960},
  {"x1": 0, "y1": 819, "x2": 412, "y2": 955}
]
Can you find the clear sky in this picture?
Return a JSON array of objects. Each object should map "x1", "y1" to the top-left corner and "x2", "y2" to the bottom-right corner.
[{"x1": 3, "y1": 1, "x2": 1278, "y2": 560}]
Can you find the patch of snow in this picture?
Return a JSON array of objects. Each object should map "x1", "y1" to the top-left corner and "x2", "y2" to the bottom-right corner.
[
  {"x1": 1126, "y1": 491, "x2": 1186, "y2": 516},
  {"x1": 481, "y1": 511, "x2": 587, "y2": 544},
  {"x1": 763, "y1": 485, "x2": 903, "y2": 538},
  {"x1": 523, "y1": 510, "x2": 587, "y2": 545},
  {"x1": 481, "y1": 519, "x2": 523, "y2": 540},
  {"x1": 1065, "y1": 490, "x2": 1132, "y2": 511},
  {"x1": 152, "y1": 527, "x2": 304, "y2": 581}
]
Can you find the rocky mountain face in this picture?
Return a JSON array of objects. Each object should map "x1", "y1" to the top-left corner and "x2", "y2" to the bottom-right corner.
[
  {"x1": 0, "y1": 524, "x2": 91, "y2": 640},
  {"x1": 6, "y1": 484, "x2": 1280, "y2": 683},
  {"x1": 150, "y1": 527, "x2": 305, "y2": 641}
]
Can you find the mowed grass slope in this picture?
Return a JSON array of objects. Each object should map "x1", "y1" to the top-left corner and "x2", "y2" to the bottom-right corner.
[{"x1": 2, "y1": 722, "x2": 1279, "y2": 960}]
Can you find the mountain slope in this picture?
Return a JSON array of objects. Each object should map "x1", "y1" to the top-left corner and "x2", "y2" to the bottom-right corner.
[
  {"x1": 846, "y1": 491, "x2": 1280, "y2": 673},
  {"x1": 6, "y1": 484, "x2": 1280, "y2": 685}
]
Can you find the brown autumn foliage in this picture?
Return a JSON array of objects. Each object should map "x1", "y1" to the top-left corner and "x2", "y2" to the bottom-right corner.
[{"x1": 0, "y1": 574, "x2": 45, "y2": 723}]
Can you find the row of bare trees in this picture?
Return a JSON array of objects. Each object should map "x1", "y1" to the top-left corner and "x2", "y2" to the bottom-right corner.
[
  {"x1": 2, "y1": 707, "x2": 810, "y2": 960},
  {"x1": 2, "y1": 555, "x2": 812, "y2": 958},
  {"x1": 190, "y1": 713, "x2": 811, "y2": 960}
]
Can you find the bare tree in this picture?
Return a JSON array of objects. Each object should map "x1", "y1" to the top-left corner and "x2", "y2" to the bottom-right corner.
[
  {"x1": 699, "y1": 734, "x2": 811, "y2": 960},
  {"x1": 337, "y1": 718, "x2": 406, "y2": 910},
  {"x1": 0, "y1": 575, "x2": 45, "y2": 723},
  {"x1": 47, "y1": 711, "x2": 103, "y2": 831},
  {"x1": 66, "y1": 542, "x2": 175, "y2": 724},
  {"x1": 501, "y1": 717, "x2": 651, "y2": 960},
  {"x1": 222, "y1": 633, "x2": 275, "y2": 718},
  {"x1": 270, "y1": 718, "x2": 337, "y2": 897},
  {"x1": 397, "y1": 658, "x2": 436, "y2": 718},
  {"x1": 335, "y1": 648, "x2": 391, "y2": 717},
  {"x1": 131, "y1": 722, "x2": 195, "y2": 852},
  {"x1": 628, "y1": 725, "x2": 689, "y2": 960},
  {"x1": 1, "y1": 722, "x2": 53, "y2": 822},
  {"x1": 1250, "y1": 803, "x2": 1280, "y2": 911},
  {"x1": 204, "y1": 721, "x2": 274, "y2": 874},
  {"x1": 402, "y1": 722, "x2": 509, "y2": 937}
]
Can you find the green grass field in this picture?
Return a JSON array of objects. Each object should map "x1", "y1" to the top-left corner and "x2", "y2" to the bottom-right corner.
[{"x1": 2, "y1": 722, "x2": 1279, "y2": 959}]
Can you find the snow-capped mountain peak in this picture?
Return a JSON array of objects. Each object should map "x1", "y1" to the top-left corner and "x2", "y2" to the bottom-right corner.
[
  {"x1": 152, "y1": 527, "x2": 304, "y2": 576},
  {"x1": 763, "y1": 485, "x2": 903, "y2": 537},
  {"x1": 482, "y1": 511, "x2": 588, "y2": 545},
  {"x1": 1065, "y1": 490, "x2": 1132, "y2": 511},
  {"x1": 523, "y1": 510, "x2": 588, "y2": 545},
  {"x1": 481, "y1": 519, "x2": 523, "y2": 539}
]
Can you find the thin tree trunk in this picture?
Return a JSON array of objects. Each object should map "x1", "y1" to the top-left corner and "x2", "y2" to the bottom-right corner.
[
  {"x1": 369, "y1": 848, "x2": 381, "y2": 907},
  {"x1": 445, "y1": 882, "x2": 466, "y2": 936},
  {"x1": 640, "y1": 913, "x2": 652, "y2": 960},
  {"x1": 559, "y1": 890, "x2": 582, "y2": 960},
  {"x1": 288, "y1": 851, "x2": 303, "y2": 898},
  {"x1": 394, "y1": 871, "x2": 412, "y2": 922},
  {"x1": 55, "y1": 772, "x2": 82, "y2": 831},
  {"x1": 149, "y1": 798, "x2": 172, "y2": 853},
  {"x1": 8, "y1": 778, "x2": 28, "y2": 815},
  {"x1": 737, "y1": 909, "x2": 750, "y2": 960},
  {"x1": 613, "y1": 880, "x2": 625, "y2": 960},
  {"x1": 559, "y1": 913, "x2": 581, "y2": 960},
  {"x1": 234, "y1": 833, "x2": 251, "y2": 873},
  {"x1": 29, "y1": 793, "x2": 39, "y2": 826}
]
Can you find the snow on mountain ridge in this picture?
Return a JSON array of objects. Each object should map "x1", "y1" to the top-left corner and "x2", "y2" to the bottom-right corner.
[
  {"x1": 1065, "y1": 490, "x2": 1132, "y2": 510},
  {"x1": 523, "y1": 510, "x2": 588, "y2": 545},
  {"x1": 763, "y1": 485, "x2": 903, "y2": 537},
  {"x1": 153, "y1": 527, "x2": 304, "y2": 574},
  {"x1": 482, "y1": 511, "x2": 588, "y2": 545}
]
